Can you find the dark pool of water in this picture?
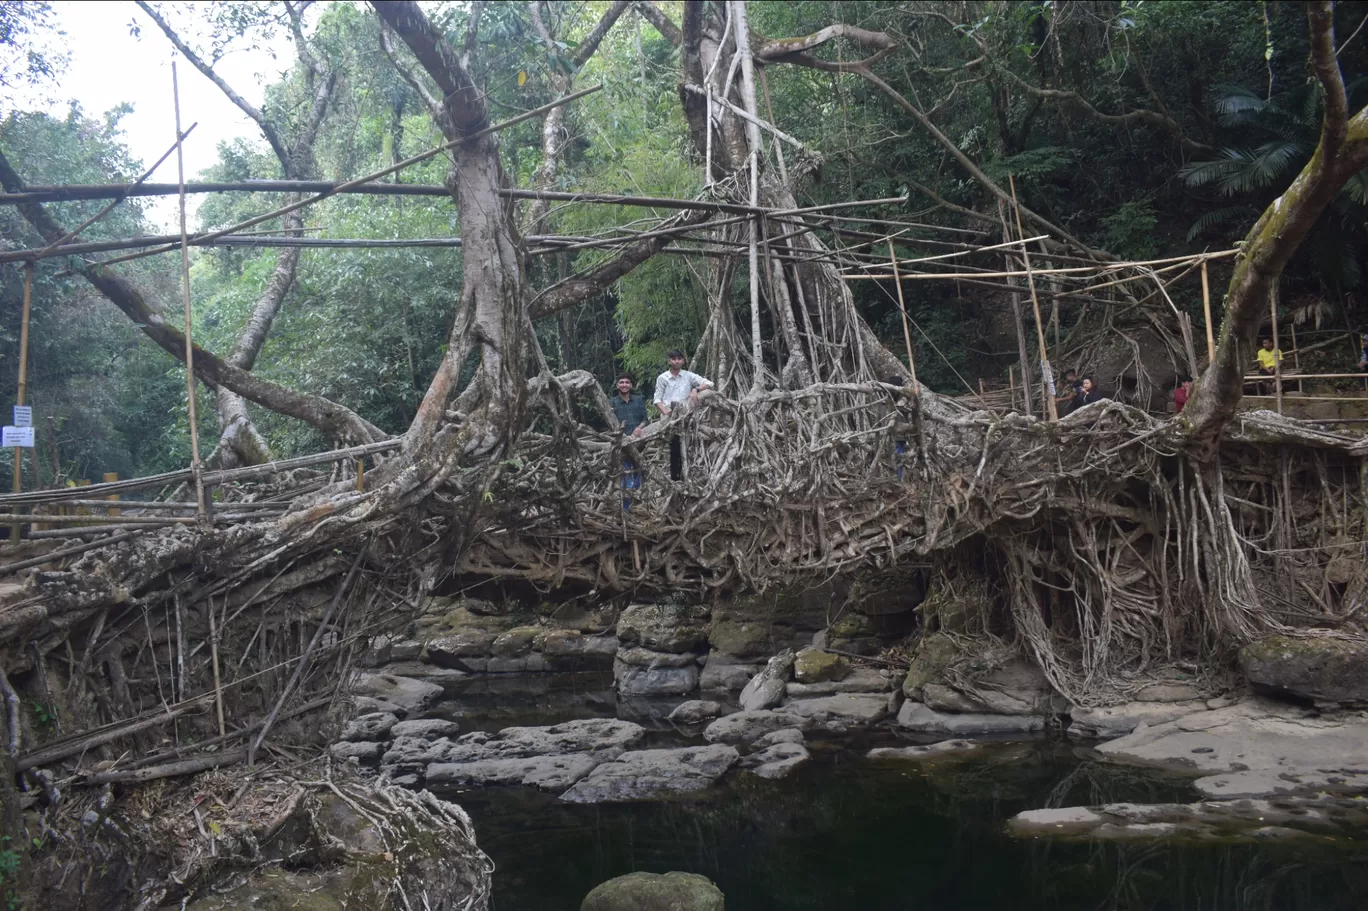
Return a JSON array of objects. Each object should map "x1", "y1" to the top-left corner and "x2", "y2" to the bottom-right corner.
[{"x1": 426, "y1": 675, "x2": 1368, "y2": 911}]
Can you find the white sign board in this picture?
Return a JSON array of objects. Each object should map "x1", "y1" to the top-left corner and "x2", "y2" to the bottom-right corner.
[
  {"x1": 2, "y1": 426, "x2": 34, "y2": 448},
  {"x1": 12, "y1": 406, "x2": 31, "y2": 428}
]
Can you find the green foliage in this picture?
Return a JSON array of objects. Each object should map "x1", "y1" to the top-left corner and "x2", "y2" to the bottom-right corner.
[
  {"x1": 0, "y1": 0, "x2": 65, "y2": 93},
  {"x1": 1100, "y1": 200, "x2": 1160, "y2": 261}
]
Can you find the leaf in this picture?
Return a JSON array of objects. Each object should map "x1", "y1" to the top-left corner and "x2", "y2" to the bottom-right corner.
[{"x1": 516, "y1": 69, "x2": 527, "y2": 88}]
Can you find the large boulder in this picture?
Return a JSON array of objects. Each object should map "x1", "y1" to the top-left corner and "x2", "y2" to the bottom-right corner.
[
  {"x1": 1240, "y1": 635, "x2": 1368, "y2": 705},
  {"x1": 581, "y1": 872, "x2": 725, "y2": 911},
  {"x1": 739, "y1": 650, "x2": 795, "y2": 711},
  {"x1": 706, "y1": 613, "x2": 771, "y2": 659},
  {"x1": 793, "y1": 647, "x2": 850, "y2": 684},
  {"x1": 614, "y1": 648, "x2": 700, "y2": 696},
  {"x1": 617, "y1": 603, "x2": 709, "y2": 653},
  {"x1": 901, "y1": 633, "x2": 961, "y2": 699},
  {"x1": 668, "y1": 700, "x2": 724, "y2": 724},
  {"x1": 699, "y1": 651, "x2": 760, "y2": 691},
  {"x1": 353, "y1": 673, "x2": 443, "y2": 714},
  {"x1": 561, "y1": 744, "x2": 740, "y2": 803},
  {"x1": 490, "y1": 625, "x2": 542, "y2": 658},
  {"x1": 340, "y1": 712, "x2": 399, "y2": 742},
  {"x1": 782, "y1": 693, "x2": 889, "y2": 729},
  {"x1": 424, "y1": 631, "x2": 496, "y2": 667}
]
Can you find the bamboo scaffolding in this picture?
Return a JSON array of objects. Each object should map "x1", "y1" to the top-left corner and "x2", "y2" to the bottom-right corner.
[
  {"x1": 9, "y1": 264, "x2": 32, "y2": 542},
  {"x1": 843, "y1": 248, "x2": 1239, "y2": 280},
  {"x1": 172, "y1": 62, "x2": 208, "y2": 525}
]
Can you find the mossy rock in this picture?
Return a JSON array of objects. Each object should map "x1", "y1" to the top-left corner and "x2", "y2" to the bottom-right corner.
[
  {"x1": 828, "y1": 610, "x2": 873, "y2": 639},
  {"x1": 581, "y1": 871, "x2": 724, "y2": 911},
  {"x1": 490, "y1": 625, "x2": 542, "y2": 658},
  {"x1": 793, "y1": 647, "x2": 850, "y2": 684},
  {"x1": 902, "y1": 632, "x2": 962, "y2": 699},
  {"x1": 707, "y1": 613, "x2": 771, "y2": 659},
  {"x1": 1240, "y1": 634, "x2": 1368, "y2": 704}
]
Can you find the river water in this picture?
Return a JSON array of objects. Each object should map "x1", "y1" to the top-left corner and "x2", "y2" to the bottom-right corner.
[{"x1": 424, "y1": 672, "x2": 1368, "y2": 910}]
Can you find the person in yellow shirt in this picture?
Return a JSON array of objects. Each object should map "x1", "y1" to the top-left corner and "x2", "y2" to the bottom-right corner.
[{"x1": 1255, "y1": 336, "x2": 1282, "y2": 374}]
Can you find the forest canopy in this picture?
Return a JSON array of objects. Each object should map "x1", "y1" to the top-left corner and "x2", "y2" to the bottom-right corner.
[{"x1": 1, "y1": 0, "x2": 1366, "y2": 485}]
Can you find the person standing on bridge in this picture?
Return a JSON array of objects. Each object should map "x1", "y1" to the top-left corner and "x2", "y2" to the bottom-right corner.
[
  {"x1": 653, "y1": 349, "x2": 712, "y2": 481},
  {"x1": 611, "y1": 374, "x2": 646, "y2": 510}
]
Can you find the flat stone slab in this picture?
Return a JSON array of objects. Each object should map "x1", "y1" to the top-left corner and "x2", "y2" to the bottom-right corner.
[
  {"x1": 785, "y1": 668, "x2": 891, "y2": 698},
  {"x1": 389, "y1": 718, "x2": 461, "y2": 740},
  {"x1": 341, "y1": 712, "x2": 398, "y2": 742},
  {"x1": 1068, "y1": 700, "x2": 1207, "y2": 739},
  {"x1": 866, "y1": 739, "x2": 984, "y2": 761},
  {"x1": 740, "y1": 741, "x2": 810, "y2": 779},
  {"x1": 782, "y1": 692, "x2": 889, "y2": 727},
  {"x1": 703, "y1": 710, "x2": 810, "y2": 745},
  {"x1": 668, "y1": 700, "x2": 724, "y2": 724},
  {"x1": 560, "y1": 744, "x2": 740, "y2": 803},
  {"x1": 331, "y1": 741, "x2": 384, "y2": 762},
  {"x1": 1008, "y1": 794, "x2": 1368, "y2": 841},
  {"x1": 427, "y1": 753, "x2": 607, "y2": 792},
  {"x1": 896, "y1": 701, "x2": 1045, "y2": 735},
  {"x1": 383, "y1": 717, "x2": 644, "y2": 771},
  {"x1": 1097, "y1": 698, "x2": 1368, "y2": 799}
]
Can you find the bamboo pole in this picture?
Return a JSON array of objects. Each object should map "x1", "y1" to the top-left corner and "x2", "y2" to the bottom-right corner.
[
  {"x1": 172, "y1": 62, "x2": 208, "y2": 525},
  {"x1": 1009, "y1": 176, "x2": 1057, "y2": 421},
  {"x1": 10, "y1": 263, "x2": 32, "y2": 542},
  {"x1": 1270, "y1": 283, "x2": 1284, "y2": 415},
  {"x1": 1201, "y1": 261, "x2": 1216, "y2": 363},
  {"x1": 888, "y1": 242, "x2": 919, "y2": 386}
]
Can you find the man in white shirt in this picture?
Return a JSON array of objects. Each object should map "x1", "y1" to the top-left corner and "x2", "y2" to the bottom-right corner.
[{"x1": 653, "y1": 349, "x2": 712, "y2": 480}]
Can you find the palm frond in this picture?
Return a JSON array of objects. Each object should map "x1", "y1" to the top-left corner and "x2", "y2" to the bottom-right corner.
[
  {"x1": 1178, "y1": 153, "x2": 1248, "y2": 188},
  {"x1": 1186, "y1": 205, "x2": 1257, "y2": 242},
  {"x1": 1211, "y1": 83, "x2": 1267, "y2": 121},
  {"x1": 1341, "y1": 169, "x2": 1368, "y2": 207},
  {"x1": 1244, "y1": 140, "x2": 1307, "y2": 187}
]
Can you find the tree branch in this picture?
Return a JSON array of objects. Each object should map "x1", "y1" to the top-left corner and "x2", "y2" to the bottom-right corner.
[
  {"x1": 753, "y1": 23, "x2": 894, "y2": 60},
  {"x1": 372, "y1": 0, "x2": 487, "y2": 136},
  {"x1": 572, "y1": 0, "x2": 632, "y2": 67},
  {"x1": 998, "y1": 68, "x2": 1212, "y2": 155},
  {"x1": 530, "y1": 209, "x2": 713, "y2": 319},
  {"x1": 634, "y1": 0, "x2": 681, "y2": 48},
  {"x1": 0, "y1": 150, "x2": 384, "y2": 445},
  {"x1": 380, "y1": 22, "x2": 443, "y2": 122},
  {"x1": 134, "y1": 2, "x2": 290, "y2": 168}
]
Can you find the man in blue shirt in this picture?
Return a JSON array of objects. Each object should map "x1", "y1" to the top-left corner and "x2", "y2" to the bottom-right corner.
[{"x1": 610, "y1": 374, "x2": 645, "y2": 509}]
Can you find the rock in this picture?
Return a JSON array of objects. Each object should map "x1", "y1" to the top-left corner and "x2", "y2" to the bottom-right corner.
[
  {"x1": 389, "y1": 718, "x2": 460, "y2": 740},
  {"x1": 896, "y1": 701, "x2": 1045, "y2": 735},
  {"x1": 739, "y1": 650, "x2": 795, "y2": 711},
  {"x1": 425, "y1": 631, "x2": 496, "y2": 666},
  {"x1": 753, "y1": 728, "x2": 805, "y2": 749},
  {"x1": 921, "y1": 683, "x2": 988, "y2": 714},
  {"x1": 785, "y1": 668, "x2": 890, "y2": 698},
  {"x1": 1239, "y1": 635, "x2": 1368, "y2": 705},
  {"x1": 616, "y1": 603, "x2": 709, "y2": 653},
  {"x1": 703, "y1": 710, "x2": 809, "y2": 746},
  {"x1": 1135, "y1": 682, "x2": 1204, "y2": 703},
  {"x1": 867, "y1": 739, "x2": 983, "y2": 760},
  {"x1": 782, "y1": 693, "x2": 889, "y2": 728},
  {"x1": 668, "y1": 700, "x2": 724, "y2": 724},
  {"x1": 1007, "y1": 794, "x2": 1368, "y2": 841},
  {"x1": 490, "y1": 625, "x2": 541, "y2": 658},
  {"x1": 561, "y1": 744, "x2": 740, "y2": 803},
  {"x1": 384, "y1": 718, "x2": 645, "y2": 775},
  {"x1": 793, "y1": 647, "x2": 850, "y2": 684},
  {"x1": 390, "y1": 639, "x2": 424, "y2": 661},
  {"x1": 352, "y1": 673, "x2": 443, "y2": 713},
  {"x1": 330, "y1": 741, "x2": 384, "y2": 762},
  {"x1": 742, "y1": 741, "x2": 810, "y2": 779},
  {"x1": 614, "y1": 649, "x2": 700, "y2": 696},
  {"x1": 901, "y1": 632, "x2": 960, "y2": 699},
  {"x1": 427, "y1": 753, "x2": 605, "y2": 791},
  {"x1": 581, "y1": 872, "x2": 725, "y2": 911},
  {"x1": 487, "y1": 654, "x2": 550, "y2": 674},
  {"x1": 707, "y1": 613, "x2": 771, "y2": 658},
  {"x1": 362, "y1": 634, "x2": 392, "y2": 667},
  {"x1": 340, "y1": 712, "x2": 398, "y2": 742},
  {"x1": 539, "y1": 630, "x2": 619, "y2": 668},
  {"x1": 1068, "y1": 701, "x2": 1207, "y2": 739},
  {"x1": 382, "y1": 661, "x2": 468, "y2": 679},
  {"x1": 699, "y1": 651, "x2": 761, "y2": 691},
  {"x1": 1097, "y1": 698, "x2": 1368, "y2": 799},
  {"x1": 354, "y1": 697, "x2": 405, "y2": 716}
]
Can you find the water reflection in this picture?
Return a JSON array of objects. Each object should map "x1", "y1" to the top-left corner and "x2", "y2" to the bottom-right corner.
[{"x1": 427, "y1": 674, "x2": 1368, "y2": 910}]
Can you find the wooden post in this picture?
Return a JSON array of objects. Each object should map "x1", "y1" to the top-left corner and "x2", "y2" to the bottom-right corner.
[
  {"x1": 355, "y1": 459, "x2": 365, "y2": 492},
  {"x1": 1008, "y1": 365, "x2": 1017, "y2": 411},
  {"x1": 172, "y1": 62, "x2": 208, "y2": 525},
  {"x1": 207, "y1": 596, "x2": 226, "y2": 738},
  {"x1": 1290, "y1": 321, "x2": 1300, "y2": 371},
  {"x1": 103, "y1": 472, "x2": 119, "y2": 517},
  {"x1": 1009, "y1": 177, "x2": 1057, "y2": 421},
  {"x1": 10, "y1": 263, "x2": 32, "y2": 542},
  {"x1": 1200, "y1": 261, "x2": 1216, "y2": 365}
]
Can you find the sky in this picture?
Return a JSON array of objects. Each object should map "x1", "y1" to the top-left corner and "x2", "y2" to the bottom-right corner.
[{"x1": 11, "y1": 1, "x2": 295, "y2": 228}]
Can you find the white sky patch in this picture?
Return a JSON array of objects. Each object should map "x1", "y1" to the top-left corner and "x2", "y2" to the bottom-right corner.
[{"x1": 11, "y1": 1, "x2": 295, "y2": 230}]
